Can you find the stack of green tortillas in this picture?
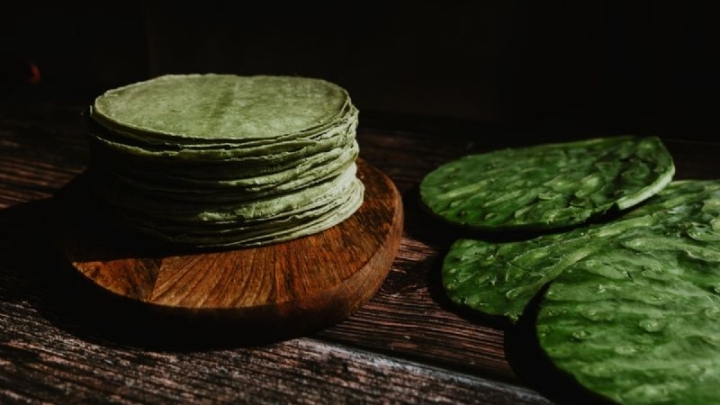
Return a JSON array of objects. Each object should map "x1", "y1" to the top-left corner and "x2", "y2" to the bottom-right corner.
[
  {"x1": 85, "y1": 74, "x2": 363, "y2": 248},
  {"x1": 421, "y1": 136, "x2": 720, "y2": 404}
]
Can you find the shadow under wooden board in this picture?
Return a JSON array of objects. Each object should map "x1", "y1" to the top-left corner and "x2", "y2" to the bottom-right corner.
[{"x1": 51, "y1": 159, "x2": 403, "y2": 342}]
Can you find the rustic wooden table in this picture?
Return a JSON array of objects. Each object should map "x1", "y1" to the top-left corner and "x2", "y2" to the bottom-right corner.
[{"x1": 1, "y1": 93, "x2": 718, "y2": 404}]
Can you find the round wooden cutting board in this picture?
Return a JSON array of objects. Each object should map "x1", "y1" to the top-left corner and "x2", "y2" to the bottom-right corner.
[{"x1": 52, "y1": 159, "x2": 403, "y2": 340}]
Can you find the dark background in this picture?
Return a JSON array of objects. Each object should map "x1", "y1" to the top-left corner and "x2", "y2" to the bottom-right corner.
[{"x1": 2, "y1": 2, "x2": 718, "y2": 140}]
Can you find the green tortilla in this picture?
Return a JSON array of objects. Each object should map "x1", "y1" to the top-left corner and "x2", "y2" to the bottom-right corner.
[
  {"x1": 86, "y1": 105, "x2": 358, "y2": 160},
  {"x1": 96, "y1": 177, "x2": 365, "y2": 248},
  {"x1": 90, "y1": 74, "x2": 352, "y2": 144},
  {"x1": 420, "y1": 136, "x2": 674, "y2": 231},
  {"x1": 94, "y1": 164, "x2": 361, "y2": 224}
]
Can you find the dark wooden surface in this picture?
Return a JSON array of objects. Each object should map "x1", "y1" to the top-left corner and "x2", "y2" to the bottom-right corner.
[{"x1": 2, "y1": 95, "x2": 719, "y2": 404}]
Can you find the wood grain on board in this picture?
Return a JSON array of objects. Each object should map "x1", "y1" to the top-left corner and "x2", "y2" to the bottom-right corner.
[{"x1": 51, "y1": 159, "x2": 403, "y2": 338}]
